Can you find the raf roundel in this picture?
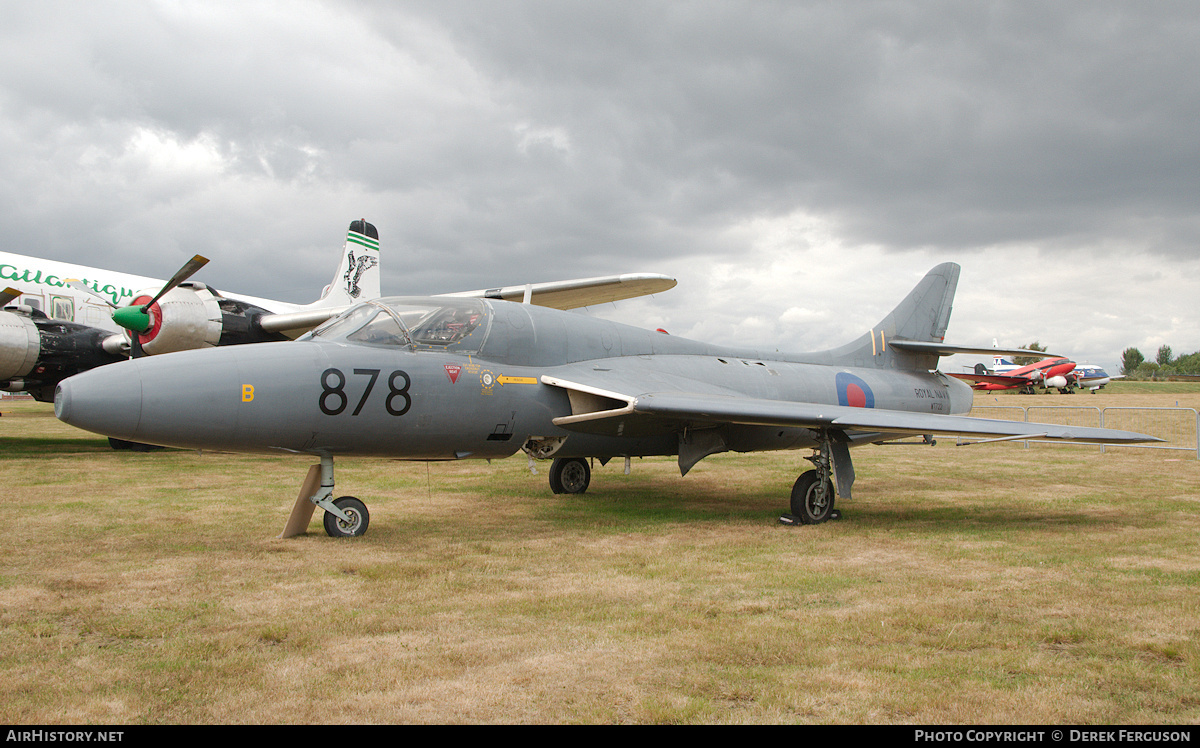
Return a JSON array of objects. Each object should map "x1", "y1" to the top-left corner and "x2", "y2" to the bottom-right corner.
[{"x1": 835, "y1": 371, "x2": 874, "y2": 408}]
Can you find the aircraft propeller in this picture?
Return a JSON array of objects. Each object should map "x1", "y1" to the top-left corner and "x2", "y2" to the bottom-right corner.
[
  {"x1": 64, "y1": 280, "x2": 118, "y2": 309},
  {"x1": 110, "y1": 254, "x2": 209, "y2": 334}
]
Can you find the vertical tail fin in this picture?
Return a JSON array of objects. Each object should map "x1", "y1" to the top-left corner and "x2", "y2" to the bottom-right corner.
[
  {"x1": 311, "y1": 220, "x2": 380, "y2": 308},
  {"x1": 816, "y1": 262, "x2": 960, "y2": 371}
]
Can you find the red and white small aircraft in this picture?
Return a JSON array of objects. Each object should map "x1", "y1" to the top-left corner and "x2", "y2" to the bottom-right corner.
[{"x1": 949, "y1": 355, "x2": 1078, "y2": 394}]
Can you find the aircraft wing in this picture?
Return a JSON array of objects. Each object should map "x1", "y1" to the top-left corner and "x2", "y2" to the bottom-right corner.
[
  {"x1": 628, "y1": 392, "x2": 1157, "y2": 443},
  {"x1": 258, "y1": 273, "x2": 680, "y2": 337},
  {"x1": 945, "y1": 371, "x2": 1030, "y2": 388},
  {"x1": 541, "y1": 376, "x2": 1160, "y2": 444},
  {"x1": 442, "y1": 273, "x2": 677, "y2": 310},
  {"x1": 258, "y1": 308, "x2": 346, "y2": 336}
]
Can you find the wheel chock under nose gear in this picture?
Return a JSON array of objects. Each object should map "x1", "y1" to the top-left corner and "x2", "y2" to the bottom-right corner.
[
  {"x1": 279, "y1": 455, "x2": 371, "y2": 538},
  {"x1": 281, "y1": 463, "x2": 322, "y2": 538}
]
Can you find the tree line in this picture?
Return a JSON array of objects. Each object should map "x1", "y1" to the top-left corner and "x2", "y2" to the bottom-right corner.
[{"x1": 1120, "y1": 345, "x2": 1200, "y2": 378}]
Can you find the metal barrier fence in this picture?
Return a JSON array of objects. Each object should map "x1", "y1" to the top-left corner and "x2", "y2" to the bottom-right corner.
[{"x1": 967, "y1": 405, "x2": 1200, "y2": 459}]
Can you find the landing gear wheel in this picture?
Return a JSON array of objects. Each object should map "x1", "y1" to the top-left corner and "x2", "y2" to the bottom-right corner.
[
  {"x1": 323, "y1": 496, "x2": 370, "y2": 537},
  {"x1": 549, "y1": 457, "x2": 591, "y2": 494},
  {"x1": 790, "y1": 470, "x2": 835, "y2": 524}
]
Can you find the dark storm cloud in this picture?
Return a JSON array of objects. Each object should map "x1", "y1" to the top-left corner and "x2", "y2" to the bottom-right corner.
[
  {"x1": 391, "y1": 1, "x2": 1200, "y2": 256},
  {"x1": 0, "y1": 1, "x2": 1197, "y2": 364}
]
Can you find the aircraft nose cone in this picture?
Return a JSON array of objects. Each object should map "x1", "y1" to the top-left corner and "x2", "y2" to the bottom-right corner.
[
  {"x1": 55, "y1": 361, "x2": 144, "y2": 441},
  {"x1": 53, "y1": 381, "x2": 69, "y2": 422}
]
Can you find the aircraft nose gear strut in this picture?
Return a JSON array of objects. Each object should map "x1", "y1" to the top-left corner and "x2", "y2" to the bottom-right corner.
[
  {"x1": 280, "y1": 452, "x2": 371, "y2": 538},
  {"x1": 781, "y1": 429, "x2": 852, "y2": 525}
]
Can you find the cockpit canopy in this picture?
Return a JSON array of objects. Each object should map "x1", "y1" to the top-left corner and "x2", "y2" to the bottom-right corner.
[{"x1": 306, "y1": 297, "x2": 489, "y2": 353}]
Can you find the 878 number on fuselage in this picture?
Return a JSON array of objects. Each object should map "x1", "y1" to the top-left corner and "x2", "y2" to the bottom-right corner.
[{"x1": 319, "y1": 368, "x2": 411, "y2": 416}]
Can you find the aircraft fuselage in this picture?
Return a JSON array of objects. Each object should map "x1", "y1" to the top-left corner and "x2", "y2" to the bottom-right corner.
[{"x1": 54, "y1": 296, "x2": 975, "y2": 462}]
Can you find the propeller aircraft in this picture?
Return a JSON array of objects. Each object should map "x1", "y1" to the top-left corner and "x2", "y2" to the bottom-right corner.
[
  {"x1": 948, "y1": 346, "x2": 1124, "y2": 394},
  {"x1": 1, "y1": 220, "x2": 385, "y2": 401},
  {"x1": 53, "y1": 262, "x2": 1159, "y2": 537},
  {"x1": 949, "y1": 357, "x2": 1080, "y2": 394},
  {"x1": 1070, "y1": 364, "x2": 1120, "y2": 392},
  {"x1": 2, "y1": 221, "x2": 676, "y2": 402}
]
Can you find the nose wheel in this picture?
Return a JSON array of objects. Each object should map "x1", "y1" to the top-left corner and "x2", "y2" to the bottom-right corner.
[{"x1": 322, "y1": 496, "x2": 370, "y2": 537}]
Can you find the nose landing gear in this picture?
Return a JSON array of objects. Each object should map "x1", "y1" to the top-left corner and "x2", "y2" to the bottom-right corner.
[{"x1": 281, "y1": 453, "x2": 371, "y2": 538}]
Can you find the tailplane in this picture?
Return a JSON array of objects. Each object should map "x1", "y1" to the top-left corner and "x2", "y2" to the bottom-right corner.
[{"x1": 312, "y1": 220, "x2": 380, "y2": 308}]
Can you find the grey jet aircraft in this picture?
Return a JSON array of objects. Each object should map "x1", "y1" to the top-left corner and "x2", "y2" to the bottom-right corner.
[{"x1": 54, "y1": 262, "x2": 1159, "y2": 537}]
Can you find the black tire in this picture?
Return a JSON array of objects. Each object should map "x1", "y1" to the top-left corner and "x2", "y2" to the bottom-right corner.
[
  {"x1": 323, "y1": 496, "x2": 370, "y2": 537},
  {"x1": 790, "y1": 470, "x2": 835, "y2": 524},
  {"x1": 549, "y1": 457, "x2": 591, "y2": 494}
]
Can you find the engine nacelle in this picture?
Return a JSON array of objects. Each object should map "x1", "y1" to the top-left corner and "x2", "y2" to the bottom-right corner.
[
  {"x1": 130, "y1": 283, "x2": 223, "y2": 356},
  {"x1": 1, "y1": 307, "x2": 126, "y2": 401},
  {"x1": 1045, "y1": 375, "x2": 1068, "y2": 389},
  {"x1": 132, "y1": 282, "x2": 288, "y2": 356},
  {"x1": 0, "y1": 309, "x2": 40, "y2": 380}
]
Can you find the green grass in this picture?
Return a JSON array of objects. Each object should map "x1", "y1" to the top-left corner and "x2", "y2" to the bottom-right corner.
[
  {"x1": 0, "y1": 400, "x2": 1198, "y2": 724},
  {"x1": 1106, "y1": 380, "x2": 1200, "y2": 394}
]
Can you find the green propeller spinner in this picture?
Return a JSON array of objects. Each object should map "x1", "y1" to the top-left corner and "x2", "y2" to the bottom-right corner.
[{"x1": 112, "y1": 304, "x2": 153, "y2": 333}]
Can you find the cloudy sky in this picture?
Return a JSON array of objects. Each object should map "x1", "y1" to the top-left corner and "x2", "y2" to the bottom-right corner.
[{"x1": 2, "y1": 1, "x2": 1198, "y2": 372}]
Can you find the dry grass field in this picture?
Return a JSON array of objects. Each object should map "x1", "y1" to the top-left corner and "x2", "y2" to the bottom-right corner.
[{"x1": 1, "y1": 383, "x2": 1197, "y2": 724}]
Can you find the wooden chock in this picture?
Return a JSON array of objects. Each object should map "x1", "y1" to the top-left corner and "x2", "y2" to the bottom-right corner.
[{"x1": 279, "y1": 464, "x2": 321, "y2": 538}]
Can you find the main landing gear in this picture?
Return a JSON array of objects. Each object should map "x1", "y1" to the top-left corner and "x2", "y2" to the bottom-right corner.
[
  {"x1": 789, "y1": 470, "x2": 836, "y2": 524},
  {"x1": 539, "y1": 435, "x2": 852, "y2": 528},
  {"x1": 280, "y1": 453, "x2": 371, "y2": 538},
  {"x1": 780, "y1": 430, "x2": 848, "y2": 526},
  {"x1": 549, "y1": 457, "x2": 591, "y2": 494}
]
